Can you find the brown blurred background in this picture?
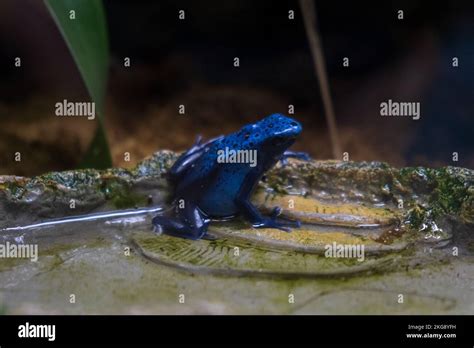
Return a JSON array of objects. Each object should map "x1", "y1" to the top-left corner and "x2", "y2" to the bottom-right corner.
[{"x1": 0, "y1": 0, "x2": 473, "y2": 176}]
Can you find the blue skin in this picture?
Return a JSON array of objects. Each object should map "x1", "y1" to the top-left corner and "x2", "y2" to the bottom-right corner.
[{"x1": 152, "y1": 114, "x2": 310, "y2": 240}]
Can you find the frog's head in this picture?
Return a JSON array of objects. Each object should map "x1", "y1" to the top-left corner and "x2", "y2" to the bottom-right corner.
[{"x1": 237, "y1": 113, "x2": 302, "y2": 156}]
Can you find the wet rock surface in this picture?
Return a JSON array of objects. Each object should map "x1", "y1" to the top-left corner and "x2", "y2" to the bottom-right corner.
[{"x1": 0, "y1": 151, "x2": 473, "y2": 314}]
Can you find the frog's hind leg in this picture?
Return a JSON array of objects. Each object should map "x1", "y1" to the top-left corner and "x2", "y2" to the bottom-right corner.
[
  {"x1": 168, "y1": 135, "x2": 225, "y2": 184},
  {"x1": 151, "y1": 204, "x2": 210, "y2": 240}
]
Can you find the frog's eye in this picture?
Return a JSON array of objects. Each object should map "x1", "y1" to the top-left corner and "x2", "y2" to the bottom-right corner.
[{"x1": 244, "y1": 133, "x2": 250, "y2": 139}]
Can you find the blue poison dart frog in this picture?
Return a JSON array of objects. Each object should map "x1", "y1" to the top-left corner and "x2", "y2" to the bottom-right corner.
[
  {"x1": 1, "y1": 114, "x2": 308, "y2": 239},
  {"x1": 152, "y1": 113, "x2": 310, "y2": 240}
]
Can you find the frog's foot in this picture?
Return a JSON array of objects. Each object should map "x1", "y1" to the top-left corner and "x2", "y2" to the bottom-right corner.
[
  {"x1": 252, "y1": 206, "x2": 300, "y2": 232},
  {"x1": 279, "y1": 151, "x2": 311, "y2": 166},
  {"x1": 252, "y1": 217, "x2": 300, "y2": 233},
  {"x1": 151, "y1": 205, "x2": 210, "y2": 240},
  {"x1": 237, "y1": 197, "x2": 301, "y2": 233},
  {"x1": 152, "y1": 215, "x2": 208, "y2": 240}
]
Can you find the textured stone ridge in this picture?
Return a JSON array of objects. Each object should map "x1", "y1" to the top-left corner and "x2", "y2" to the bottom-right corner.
[
  {"x1": 262, "y1": 160, "x2": 474, "y2": 227},
  {"x1": 0, "y1": 150, "x2": 472, "y2": 231},
  {"x1": 0, "y1": 151, "x2": 177, "y2": 228}
]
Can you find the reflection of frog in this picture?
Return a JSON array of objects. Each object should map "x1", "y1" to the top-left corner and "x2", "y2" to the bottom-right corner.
[{"x1": 152, "y1": 114, "x2": 309, "y2": 240}]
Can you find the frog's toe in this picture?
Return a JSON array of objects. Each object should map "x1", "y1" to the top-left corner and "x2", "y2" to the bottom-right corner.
[
  {"x1": 270, "y1": 206, "x2": 282, "y2": 218},
  {"x1": 280, "y1": 151, "x2": 311, "y2": 164},
  {"x1": 202, "y1": 232, "x2": 218, "y2": 241},
  {"x1": 286, "y1": 219, "x2": 301, "y2": 228},
  {"x1": 151, "y1": 217, "x2": 164, "y2": 235},
  {"x1": 276, "y1": 218, "x2": 301, "y2": 230},
  {"x1": 299, "y1": 153, "x2": 311, "y2": 161},
  {"x1": 253, "y1": 217, "x2": 299, "y2": 233},
  {"x1": 273, "y1": 224, "x2": 292, "y2": 233},
  {"x1": 152, "y1": 224, "x2": 163, "y2": 235}
]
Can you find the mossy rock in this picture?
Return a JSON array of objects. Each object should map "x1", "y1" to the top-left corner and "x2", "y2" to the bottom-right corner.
[{"x1": 0, "y1": 151, "x2": 472, "y2": 242}]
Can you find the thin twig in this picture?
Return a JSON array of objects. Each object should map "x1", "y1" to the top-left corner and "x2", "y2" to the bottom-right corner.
[{"x1": 299, "y1": 0, "x2": 342, "y2": 159}]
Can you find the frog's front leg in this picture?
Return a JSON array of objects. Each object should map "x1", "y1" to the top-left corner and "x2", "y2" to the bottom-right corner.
[
  {"x1": 236, "y1": 197, "x2": 300, "y2": 232},
  {"x1": 235, "y1": 174, "x2": 300, "y2": 232},
  {"x1": 152, "y1": 202, "x2": 209, "y2": 240},
  {"x1": 279, "y1": 151, "x2": 311, "y2": 166}
]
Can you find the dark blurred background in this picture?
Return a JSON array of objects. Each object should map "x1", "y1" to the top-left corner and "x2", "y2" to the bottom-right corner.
[{"x1": 0, "y1": 0, "x2": 473, "y2": 176}]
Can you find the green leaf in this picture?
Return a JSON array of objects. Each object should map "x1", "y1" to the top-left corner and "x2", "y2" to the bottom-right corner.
[
  {"x1": 79, "y1": 124, "x2": 113, "y2": 169},
  {"x1": 45, "y1": 0, "x2": 112, "y2": 169}
]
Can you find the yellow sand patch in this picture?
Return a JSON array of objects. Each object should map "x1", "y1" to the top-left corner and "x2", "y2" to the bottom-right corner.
[
  {"x1": 230, "y1": 227, "x2": 379, "y2": 247},
  {"x1": 253, "y1": 192, "x2": 398, "y2": 227}
]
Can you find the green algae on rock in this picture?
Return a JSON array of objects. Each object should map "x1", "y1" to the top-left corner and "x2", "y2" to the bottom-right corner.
[
  {"x1": 0, "y1": 151, "x2": 177, "y2": 228},
  {"x1": 260, "y1": 160, "x2": 474, "y2": 238}
]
